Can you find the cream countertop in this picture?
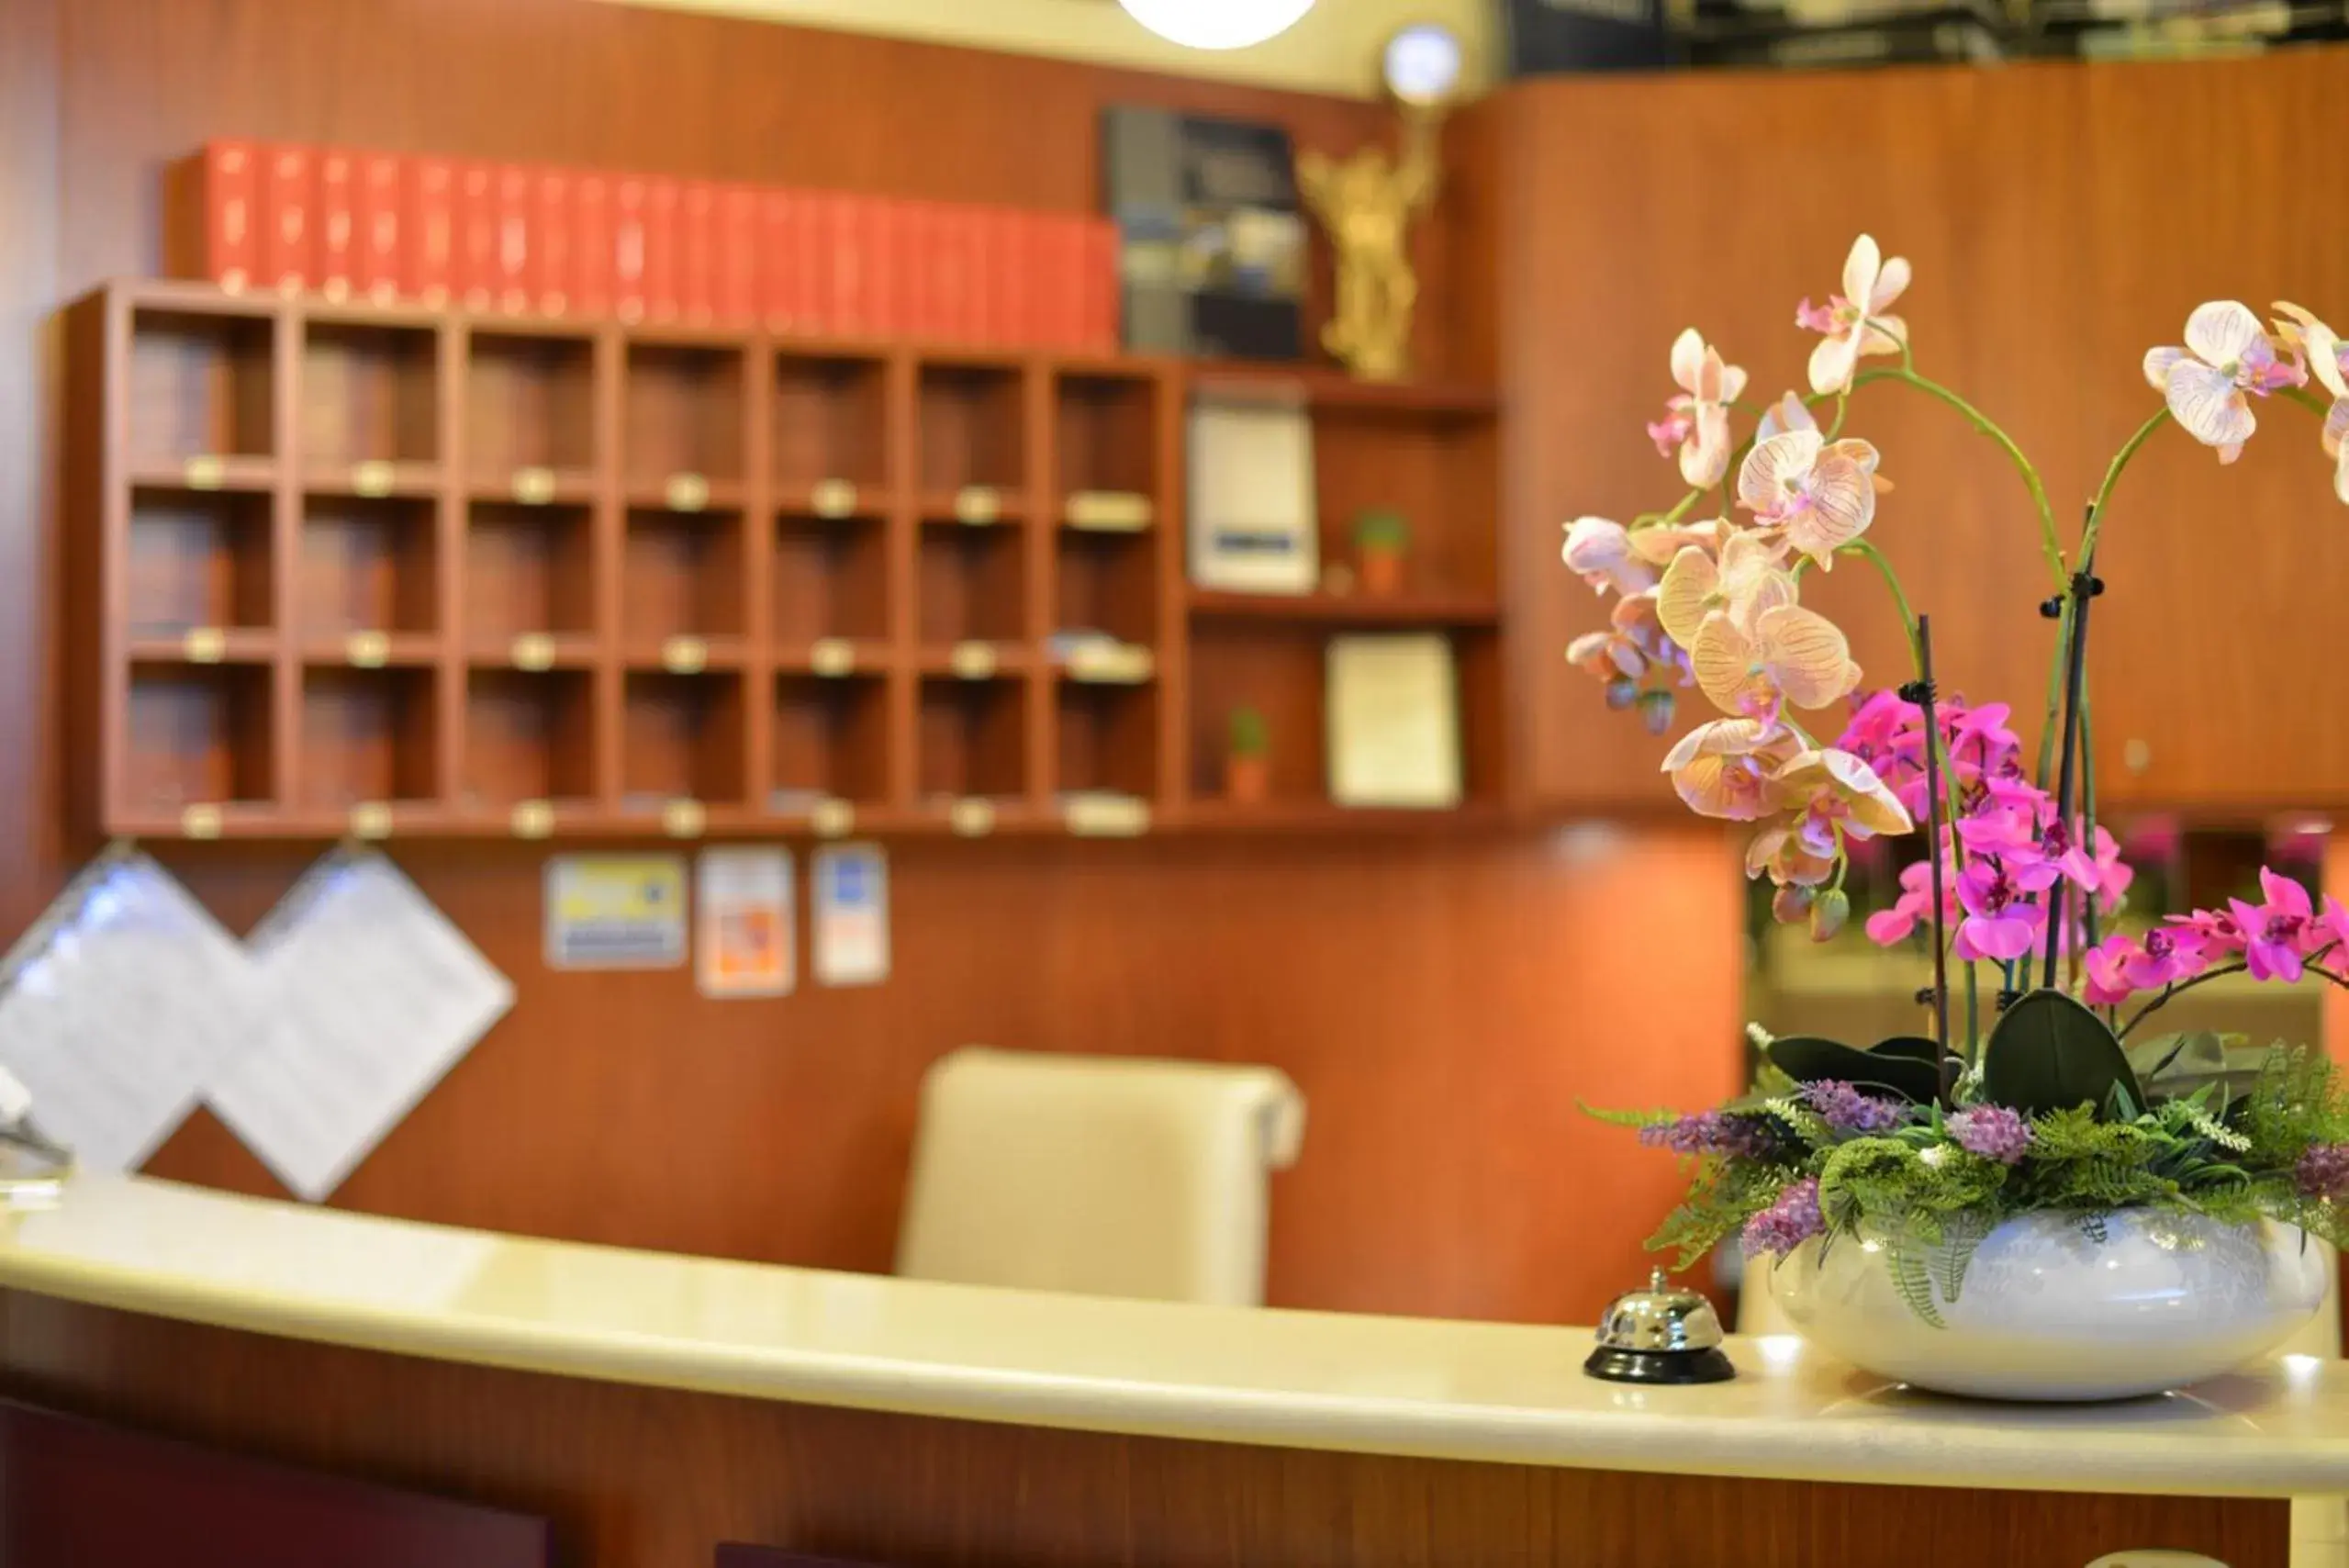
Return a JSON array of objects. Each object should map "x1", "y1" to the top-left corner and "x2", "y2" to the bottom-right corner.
[{"x1": 6, "y1": 1174, "x2": 2349, "y2": 1498}]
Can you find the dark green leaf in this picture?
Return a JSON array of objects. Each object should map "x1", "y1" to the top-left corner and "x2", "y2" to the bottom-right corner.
[
  {"x1": 1982, "y1": 988, "x2": 2142, "y2": 1119},
  {"x1": 1767, "y1": 1035, "x2": 1943, "y2": 1104}
]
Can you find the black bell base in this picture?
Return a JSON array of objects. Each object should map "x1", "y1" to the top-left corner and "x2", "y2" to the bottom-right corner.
[{"x1": 1583, "y1": 1345, "x2": 1737, "y2": 1384}]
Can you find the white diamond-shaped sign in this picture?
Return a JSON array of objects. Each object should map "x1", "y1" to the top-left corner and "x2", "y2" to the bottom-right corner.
[
  {"x1": 207, "y1": 849, "x2": 513, "y2": 1202},
  {"x1": 0, "y1": 848, "x2": 267, "y2": 1173}
]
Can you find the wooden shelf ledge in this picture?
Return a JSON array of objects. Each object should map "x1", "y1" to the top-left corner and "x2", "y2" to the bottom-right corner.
[{"x1": 1185, "y1": 588, "x2": 1502, "y2": 627}]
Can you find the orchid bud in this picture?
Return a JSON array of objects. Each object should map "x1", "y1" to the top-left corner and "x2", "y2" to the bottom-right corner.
[
  {"x1": 1605, "y1": 676, "x2": 1639, "y2": 711},
  {"x1": 1809, "y1": 888, "x2": 1851, "y2": 943},
  {"x1": 1772, "y1": 885, "x2": 1814, "y2": 924},
  {"x1": 1637, "y1": 689, "x2": 1675, "y2": 735}
]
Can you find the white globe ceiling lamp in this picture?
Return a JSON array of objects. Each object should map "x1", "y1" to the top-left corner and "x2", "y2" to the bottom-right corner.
[{"x1": 1117, "y1": 0, "x2": 1317, "y2": 51}]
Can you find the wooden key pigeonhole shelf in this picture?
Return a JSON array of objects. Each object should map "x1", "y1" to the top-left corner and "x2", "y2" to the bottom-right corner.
[{"x1": 67, "y1": 281, "x2": 1506, "y2": 841}]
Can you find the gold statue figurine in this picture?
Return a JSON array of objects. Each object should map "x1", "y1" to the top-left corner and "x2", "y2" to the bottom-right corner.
[{"x1": 1298, "y1": 102, "x2": 1441, "y2": 384}]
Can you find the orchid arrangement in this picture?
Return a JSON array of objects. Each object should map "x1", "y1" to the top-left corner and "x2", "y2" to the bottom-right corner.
[{"x1": 1577, "y1": 236, "x2": 2349, "y2": 1316}]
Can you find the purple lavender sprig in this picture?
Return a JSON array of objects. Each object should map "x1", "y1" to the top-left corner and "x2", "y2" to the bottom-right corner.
[
  {"x1": 1639, "y1": 1109, "x2": 1778, "y2": 1160},
  {"x1": 1798, "y1": 1080, "x2": 1907, "y2": 1135},
  {"x1": 1948, "y1": 1105, "x2": 2033, "y2": 1166},
  {"x1": 2298, "y1": 1142, "x2": 2349, "y2": 1201},
  {"x1": 1743, "y1": 1177, "x2": 1823, "y2": 1258}
]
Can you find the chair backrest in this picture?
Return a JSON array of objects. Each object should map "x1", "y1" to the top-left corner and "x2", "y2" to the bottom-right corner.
[{"x1": 895, "y1": 1047, "x2": 1305, "y2": 1306}]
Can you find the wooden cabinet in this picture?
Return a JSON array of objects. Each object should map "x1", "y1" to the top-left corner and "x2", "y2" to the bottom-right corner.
[
  {"x1": 67, "y1": 281, "x2": 1508, "y2": 841},
  {"x1": 1494, "y1": 53, "x2": 2349, "y2": 814}
]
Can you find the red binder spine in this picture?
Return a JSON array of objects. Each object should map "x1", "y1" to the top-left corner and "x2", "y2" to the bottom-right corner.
[
  {"x1": 793, "y1": 190, "x2": 828, "y2": 334},
  {"x1": 572, "y1": 173, "x2": 613, "y2": 321},
  {"x1": 1084, "y1": 217, "x2": 1121, "y2": 352},
  {"x1": 353, "y1": 153, "x2": 402, "y2": 304},
  {"x1": 612, "y1": 174, "x2": 649, "y2": 324},
  {"x1": 493, "y1": 163, "x2": 533, "y2": 314},
  {"x1": 313, "y1": 148, "x2": 356, "y2": 301},
  {"x1": 986, "y1": 208, "x2": 1033, "y2": 348},
  {"x1": 189, "y1": 140, "x2": 258, "y2": 294},
  {"x1": 934, "y1": 203, "x2": 979, "y2": 345},
  {"x1": 871, "y1": 198, "x2": 907, "y2": 339},
  {"x1": 677, "y1": 180, "x2": 717, "y2": 324},
  {"x1": 822, "y1": 194, "x2": 867, "y2": 338},
  {"x1": 454, "y1": 161, "x2": 498, "y2": 311},
  {"x1": 756, "y1": 188, "x2": 797, "y2": 332},
  {"x1": 262, "y1": 143, "x2": 313, "y2": 297},
  {"x1": 405, "y1": 157, "x2": 457, "y2": 308},
  {"x1": 716, "y1": 185, "x2": 759, "y2": 327},
  {"x1": 642, "y1": 178, "x2": 680, "y2": 323},
  {"x1": 533, "y1": 167, "x2": 572, "y2": 317}
]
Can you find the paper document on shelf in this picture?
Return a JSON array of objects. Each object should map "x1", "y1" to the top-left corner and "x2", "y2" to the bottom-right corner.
[
  {"x1": 811, "y1": 843, "x2": 889, "y2": 987},
  {"x1": 207, "y1": 849, "x2": 514, "y2": 1203},
  {"x1": 0, "y1": 848, "x2": 268, "y2": 1173}
]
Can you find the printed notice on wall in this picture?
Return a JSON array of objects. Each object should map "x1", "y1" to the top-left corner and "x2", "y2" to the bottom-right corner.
[
  {"x1": 207, "y1": 849, "x2": 515, "y2": 1203},
  {"x1": 0, "y1": 847, "x2": 266, "y2": 1172},
  {"x1": 544, "y1": 855, "x2": 688, "y2": 970},
  {"x1": 811, "y1": 843, "x2": 889, "y2": 987},
  {"x1": 695, "y1": 847, "x2": 793, "y2": 999}
]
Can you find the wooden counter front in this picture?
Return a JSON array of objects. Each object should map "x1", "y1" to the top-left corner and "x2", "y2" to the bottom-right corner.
[
  {"x1": 0, "y1": 1177, "x2": 2312, "y2": 1566},
  {"x1": 0, "y1": 1291, "x2": 2287, "y2": 1568}
]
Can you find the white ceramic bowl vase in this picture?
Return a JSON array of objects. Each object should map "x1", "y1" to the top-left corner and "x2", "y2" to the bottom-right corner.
[{"x1": 1768, "y1": 1210, "x2": 2327, "y2": 1401}]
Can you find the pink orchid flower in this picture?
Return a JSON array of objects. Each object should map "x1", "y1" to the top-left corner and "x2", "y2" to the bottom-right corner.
[
  {"x1": 1773, "y1": 746, "x2": 1915, "y2": 851},
  {"x1": 2274, "y1": 302, "x2": 2349, "y2": 505},
  {"x1": 2121, "y1": 925, "x2": 2204, "y2": 990},
  {"x1": 1756, "y1": 390, "x2": 1817, "y2": 442},
  {"x1": 1562, "y1": 516, "x2": 1657, "y2": 597},
  {"x1": 2083, "y1": 939, "x2": 2137, "y2": 1007},
  {"x1": 1624, "y1": 517, "x2": 1725, "y2": 568},
  {"x1": 1745, "y1": 817, "x2": 1839, "y2": 889},
  {"x1": 1660, "y1": 718, "x2": 1802, "y2": 821},
  {"x1": 1956, "y1": 804, "x2": 2042, "y2": 860},
  {"x1": 2143, "y1": 301, "x2": 2305, "y2": 464},
  {"x1": 2228, "y1": 868, "x2": 2315, "y2": 981},
  {"x1": 1950, "y1": 701, "x2": 2020, "y2": 767},
  {"x1": 2167, "y1": 906, "x2": 2247, "y2": 958},
  {"x1": 2314, "y1": 893, "x2": 2349, "y2": 959},
  {"x1": 1864, "y1": 855, "x2": 1959, "y2": 946},
  {"x1": 1737, "y1": 429, "x2": 1885, "y2": 569},
  {"x1": 1690, "y1": 603, "x2": 1861, "y2": 717},
  {"x1": 2052, "y1": 822, "x2": 2132, "y2": 905},
  {"x1": 1800, "y1": 234, "x2": 1912, "y2": 395},
  {"x1": 1653, "y1": 329, "x2": 1749, "y2": 488},
  {"x1": 1953, "y1": 862, "x2": 2044, "y2": 963},
  {"x1": 1656, "y1": 532, "x2": 1796, "y2": 647}
]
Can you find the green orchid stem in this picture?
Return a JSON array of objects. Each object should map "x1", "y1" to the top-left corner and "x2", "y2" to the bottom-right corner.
[
  {"x1": 1839, "y1": 540, "x2": 1919, "y2": 666},
  {"x1": 1855, "y1": 367, "x2": 2067, "y2": 595},
  {"x1": 2118, "y1": 962, "x2": 2349, "y2": 1039},
  {"x1": 2038, "y1": 409, "x2": 2169, "y2": 787}
]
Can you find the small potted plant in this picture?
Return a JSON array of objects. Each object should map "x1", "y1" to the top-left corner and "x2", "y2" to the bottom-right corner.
[
  {"x1": 1352, "y1": 508, "x2": 1410, "y2": 597},
  {"x1": 1226, "y1": 706, "x2": 1270, "y2": 804}
]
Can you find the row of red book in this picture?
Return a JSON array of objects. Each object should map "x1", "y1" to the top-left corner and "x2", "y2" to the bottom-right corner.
[{"x1": 165, "y1": 140, "x2": 1120, "y2": 349}]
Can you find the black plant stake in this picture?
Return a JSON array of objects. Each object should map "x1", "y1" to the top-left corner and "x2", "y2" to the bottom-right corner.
[
  {"x1": 1899, "y1": 617, "x2": 1952, "y2": 1062},
  {"x1": 2041, "y1": 554, "x2": 2102, "y2": 991}
]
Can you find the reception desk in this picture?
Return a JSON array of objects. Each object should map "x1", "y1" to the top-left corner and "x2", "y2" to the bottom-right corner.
[{"x1": 0, "y1": 1176, "x2": 2340, "y2": 1566}]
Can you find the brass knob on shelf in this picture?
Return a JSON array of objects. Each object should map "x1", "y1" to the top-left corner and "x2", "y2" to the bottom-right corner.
[{"x1": 1583, "y1": 1269, "x2": 1735, "y2": 1385}]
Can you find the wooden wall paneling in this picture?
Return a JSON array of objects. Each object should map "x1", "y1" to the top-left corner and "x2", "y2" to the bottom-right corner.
[
  {"x1": 434, "y1": 318, "x2": 465, "y2": 804},
  {"x1": 588, "y1": 325, "x2": 625, "y2": 812},
  {"x1": 1153, "y1": 364, "x2": 1188, "y2": 810},
  {"x1": 0, "y1": 1294, "x2": 2292, "y2": 1568},
  {"x1": 1504, "y1": 65, "x2": 2102, "y2": 809},
  {"x1": 1023, "y1": 363, "x2": 1056, "y2": 815},
  {"x1": 2074, "y1": 52, "x2": 2349, "y2": 811},
  {"x1": 22, "y1": 0, "x2": 1737, "y2": 1327},
  {"x1": 883, "y1": 350, "x2": 920, "y2": 813}
]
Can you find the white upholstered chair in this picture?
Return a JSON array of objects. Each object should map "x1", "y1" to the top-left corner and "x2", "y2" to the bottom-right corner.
[{"x1": 895, "y1": 1047, "x2": 1306, "y2": 1307}]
